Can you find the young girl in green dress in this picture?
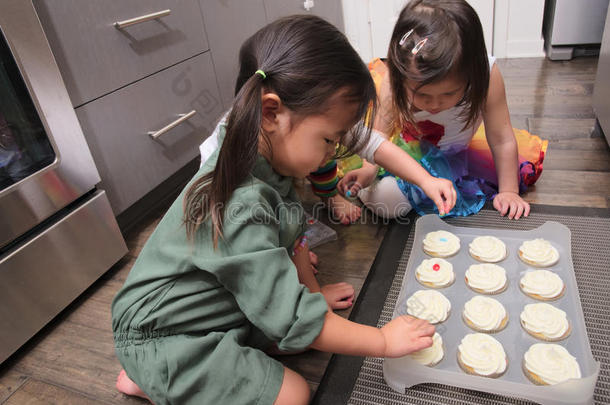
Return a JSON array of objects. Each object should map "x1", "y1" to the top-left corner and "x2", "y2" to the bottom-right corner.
[{"x1": 112, "y1": 15, "x2": 436, "y2": 405}]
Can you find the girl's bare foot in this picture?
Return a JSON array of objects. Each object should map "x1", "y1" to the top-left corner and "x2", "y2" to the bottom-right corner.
[
  {"x1": 116, "y1": 369, "x2": 152, "y2": 403},
  {"x1": 325, "y1": 194, "x2": 361, "y2": 225}
]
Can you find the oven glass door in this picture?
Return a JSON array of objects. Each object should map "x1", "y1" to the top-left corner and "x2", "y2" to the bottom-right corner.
[{"x1": 0, "y1": 28, "x2": 55, "y2": 192}]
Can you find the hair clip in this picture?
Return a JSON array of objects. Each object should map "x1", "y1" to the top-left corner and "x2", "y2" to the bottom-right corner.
[
  {"x1": 399, "y1": 29, "x2": 414, "y2": 46},
  {"x1": 411, "y1": 37, "x2": 428, "y2": 55}
]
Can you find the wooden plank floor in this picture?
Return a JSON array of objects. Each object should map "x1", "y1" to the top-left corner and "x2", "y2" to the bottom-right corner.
[{"x1": 1, "y1": 56, "x2": 609, "y2": 404}]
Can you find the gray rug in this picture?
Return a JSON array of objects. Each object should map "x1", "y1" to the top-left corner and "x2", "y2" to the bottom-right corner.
[{"x1": 312, "y1": 205, "x2": 610, "y2": 405}]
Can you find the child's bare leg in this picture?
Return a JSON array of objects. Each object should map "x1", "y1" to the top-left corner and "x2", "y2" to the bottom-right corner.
[
  {"x1": 273, "y1": 367, "x2": 310, "y2": 405},
  {"x1": 116, "y1": 369, "x2": 153, "y2": 403}
]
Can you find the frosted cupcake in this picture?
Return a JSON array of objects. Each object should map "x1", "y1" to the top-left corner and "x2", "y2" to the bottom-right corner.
[
  {"x1": 465, "y1": 263, "x2": 508, "y2": 294},
  {"x1": 422, "y1": 230, "x2": 460, "y2": 258},
  {"x1": 408, "y1": 332, "x2": 444, "y2": 367},
  {"x1": 457, "y1": 333, "x2": 508, "y2": 378},
  {"x1": 462, "y1": 296, "x2": 508, "y2": 333},
  {"x1": 469, "y1": 236, "x2": 507, "y2": 263},
  {"x1": 520, "y1": 303, "x2": 571, "y2": 341},
  {"x1": 523, "y1": 343, "x2": 581, "y2": 385},
  {"x1": 415, "y1": 258, "x2": 455, "y2": 288},
  {"x1": 518, "y1": 239, "x2": 559, "y2": 267},
  {"x1": 520, "y1": 270, "x2": 565, "y2": 301},
  {"x1": 406, "y1": 289, "x2": 451, "y2": 324}
]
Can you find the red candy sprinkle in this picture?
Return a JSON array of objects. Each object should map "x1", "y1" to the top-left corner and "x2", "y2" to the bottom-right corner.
[{"x1": 432, "y1": 264, "x2": 440, "y2": 271}]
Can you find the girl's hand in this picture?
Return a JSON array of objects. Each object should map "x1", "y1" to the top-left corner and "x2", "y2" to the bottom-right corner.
[
  {"x1": 338, "y1": 161, "x2": 378, "y2": 197},
  {"x1": 493, "y1": 191, "x2": 530, "y2": 220},
  {"x1": 419, "y1": 177, "x2": 456, "y2": 216},
  {"x1": 380, "y1": 315, "x2": 435, "y2": 358},
  {"x1": 321, "y1": 282, "x2": 355, "y2": 310}
]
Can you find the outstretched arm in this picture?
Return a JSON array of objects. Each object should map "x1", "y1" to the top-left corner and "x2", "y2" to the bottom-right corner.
[
  {"x1": 483, "y1": 64, "x2": 530, "y2": 220},
  {"x1": 372, "y1": 141, "x2": 457, "y2": 215},
  {"x1": 310, "y1": 311, "x2": 435, "y2": 358}
]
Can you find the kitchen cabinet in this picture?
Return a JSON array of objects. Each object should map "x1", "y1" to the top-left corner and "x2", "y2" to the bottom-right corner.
[
  {"x1": 34, "y1": 0, "x2": 223, "y2": 217},
  {"x1": 75, "y1": 53, "x2": 222, "y2": 214},
  {"x1": 33, "y1": 0, "x2": 344, "y2": 219},
  {"x1": 200, "y1": 0, "x2": 344, "y2": 109},
  {"x1": 263, "y1": 0, "x2": 344, "y2": 31},
  {"x1": 199, "y1": 0, "x2": 267, "y2": 108},
  {"x1": 34, "y1": 0, "x2": 209, "y2": 107}
]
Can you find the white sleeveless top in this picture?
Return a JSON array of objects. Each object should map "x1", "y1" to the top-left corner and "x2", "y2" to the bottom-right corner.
[{"x1": 410, "y1": 56, "x2": 496, "y2": 152}]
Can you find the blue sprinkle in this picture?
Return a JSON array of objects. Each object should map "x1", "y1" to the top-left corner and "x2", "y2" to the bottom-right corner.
[
  {"x1": 440, "y1": 237, "x2": 448, "y2": 242},
  {"x1": 346, "y1": 190, "x2": 352, "y2": 197}
]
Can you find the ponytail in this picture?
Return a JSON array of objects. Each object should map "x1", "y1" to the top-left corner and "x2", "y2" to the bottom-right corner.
[{"x1": 183, "y1": 72, "x2": 264, "y2": 245}]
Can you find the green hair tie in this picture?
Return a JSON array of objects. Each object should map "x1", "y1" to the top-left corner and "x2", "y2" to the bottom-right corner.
[{"x1": 254, "y1": 69, "x2": 266, "y2": 80}]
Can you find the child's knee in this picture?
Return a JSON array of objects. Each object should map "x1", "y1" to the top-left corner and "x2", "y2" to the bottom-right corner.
[
  {"x1": 274, "y1": 367, "x2": 310, "y2": 405},
  {"x1": 359, "y1": 177, "x2": 412, "y2": 219}
]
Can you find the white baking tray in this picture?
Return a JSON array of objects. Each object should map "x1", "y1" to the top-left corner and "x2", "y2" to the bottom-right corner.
[{"x1": 383, "y1": 214, "x2": 600, "y2": 405}]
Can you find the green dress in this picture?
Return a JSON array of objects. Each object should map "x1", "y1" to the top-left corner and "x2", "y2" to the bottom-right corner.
[{"x1": 111, "y1": 125, "x2": 328, "y2": 405}]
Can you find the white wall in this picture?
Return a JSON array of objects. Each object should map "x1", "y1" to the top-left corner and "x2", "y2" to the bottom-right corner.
[
  {"x1": 342, "y1": 0, "x2": 545, "y2": 61},
  {"x1": 493, "y1": 0, "x2": 545, "y2": 58}
]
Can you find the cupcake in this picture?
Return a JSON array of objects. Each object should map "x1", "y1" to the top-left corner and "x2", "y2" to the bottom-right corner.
[
  {"x1": 523, "y1": 343, "x2": 581, "y2": 385},
  {"x1": 415, "y1": 258, "x2": 455, "y2": 288},
  {"x1": 408, "y1": 332, "x2": 444, "y2": 367},
  {"x1": 406, "y1": 289, "x2": 451, "y2": 324},
  {"x1": 520, "y1": 270, "x2": 565, "y2": 301},
  {"x1": 518, "y1": 239, "x2": 559, "y2": 267},
  {"x1": 469, "y1": 236, "x2": 507, "y2": 263},
  {"x1": 462, "y1": 296, "x2": 508, "y2": 333},
  {"x1": 465, "y1": 263, "x2": 508, "y2": 295},
  {"x1": 520, "y1": 303, "x2": 571, "y2": 341},
  {"x1": 457, "y1": 333, "x2": 508, "y2": 378},
  {"x1": 422, "y1": 230, "x2": 460, "y2": 258}
]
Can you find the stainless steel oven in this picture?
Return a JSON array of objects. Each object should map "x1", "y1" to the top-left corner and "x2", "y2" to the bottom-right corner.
[{"x1": 0, "y1": 0, "x2": 127, "y2": 363}]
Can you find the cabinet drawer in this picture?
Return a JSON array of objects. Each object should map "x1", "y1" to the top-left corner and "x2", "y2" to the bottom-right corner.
[
  {"x1": 75, "y1": 52, "x2": 223, "y2": 214},
  {"x1": 34, "y1": 0, "x2": 209, "y2": 106},
  {"x1": 199, "y1": 0, "x2": 267, "y2": 109}
]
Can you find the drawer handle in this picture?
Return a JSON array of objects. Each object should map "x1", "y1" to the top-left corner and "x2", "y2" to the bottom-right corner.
[
  {"x1": 148, "y1": 110, "x2": 197, "y2": 140},
  {"x1": 114, "y1": 9, "x2": 171, "y2": 29}
]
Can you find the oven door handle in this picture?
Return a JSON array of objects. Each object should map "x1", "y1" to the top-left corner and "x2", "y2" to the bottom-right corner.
[
  {"x1": 148, "y1": 110, "x2": 197, "y2": 140},
  {"x1": 114, "y1": 9, "x2": 171, "y2": 29}
]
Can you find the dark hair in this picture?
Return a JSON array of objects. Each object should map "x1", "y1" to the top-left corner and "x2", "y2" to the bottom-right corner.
[
  {"x1": 184, "y1": 15, "x2": 377, "y2": 243},
  {"x1": 387, "y1": 0, "x2": 489, "y2": 132}
]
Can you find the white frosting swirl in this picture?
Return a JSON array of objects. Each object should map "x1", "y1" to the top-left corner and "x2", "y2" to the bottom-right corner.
[
  {"x1": 469, "y1": 236, "x2": 507, "y2": 262},
  {"x1": 423, "y1": 230, "x2": 460, "y2": 257},
  {"x1": 406, "y1": 290, "x2": 451, "y2": 324},
  {"x1": 524, "y1": 343, "x2": 581, "y2": 385},
  {"x1": 458, "y1": 333, "x2": 507, "y2": 376},
  {"x1": 521, "y1": 303, "x2": 570, "y2": 340},
  {"x1": 519, "y1": 239, "x2": 559, "y2": 267},
  {"x1": 463, "y1": 296, "x2": 507, "y2": 331},
  {"x1": 408, "y1": 332, "x2": 444, "y2": 366},
  {"x1": 465, "y1": 263, "x2": 507, "y2": 294},
  {"x1": 520, "y1": 270, "x2": 565, "y2": 299},
  {"x1": 416, "y1": 258, "x2": 455, "y2": 287}
]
